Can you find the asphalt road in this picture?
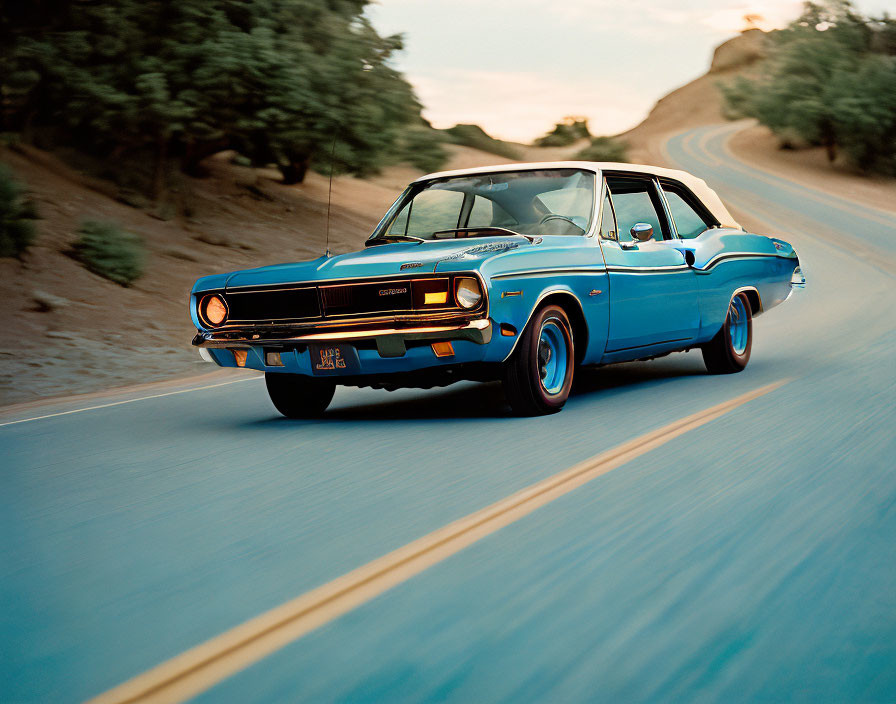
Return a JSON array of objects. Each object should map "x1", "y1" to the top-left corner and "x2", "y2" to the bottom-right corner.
[{"x1": 2, "y1": 124, "x2": 894, "y2": 703}]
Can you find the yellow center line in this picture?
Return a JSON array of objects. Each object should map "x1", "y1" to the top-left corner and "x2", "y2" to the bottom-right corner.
[{"x1": 87, "y1": 379, "x2": 790, "y2": 704}]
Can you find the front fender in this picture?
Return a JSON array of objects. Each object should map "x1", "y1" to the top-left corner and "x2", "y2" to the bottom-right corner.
[{"x1": 482, "y1": 278, "x2": 606, "y2": 364}]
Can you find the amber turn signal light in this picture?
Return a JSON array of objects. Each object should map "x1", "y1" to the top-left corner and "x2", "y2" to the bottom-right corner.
[
  {"x1": 431, "y1": 342, "x2": 454, "y2": 357},
  {"x1": 424, "y1": 291, "x2": 448, "y2": 305}
]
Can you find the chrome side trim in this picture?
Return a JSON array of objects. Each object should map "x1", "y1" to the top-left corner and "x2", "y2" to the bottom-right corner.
[
  {"x1": 491, "y1": 267, "x2": 606, "y2": 279},
  {"x1": 695, "y1": 251, "x2": 781, "y2": 272},
  {"x1": 605, "y1": 265, "x2": 691, "y2": 273}
]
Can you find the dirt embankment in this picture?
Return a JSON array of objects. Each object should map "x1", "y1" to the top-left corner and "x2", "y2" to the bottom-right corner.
[
  {"x1": 726, "y1": 125, "x2": 896, "y2": 214},
  {"x1": 0, "y1": 139, "x2": 541, "y2": 406},
  {"x1": 0, "y1": 147, "x2": 412, "y2": 406}
]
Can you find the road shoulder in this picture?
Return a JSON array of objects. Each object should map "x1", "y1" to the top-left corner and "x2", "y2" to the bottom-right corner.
[{"x1": 726, "y1": 122, "x2": 896, "y2": 216}]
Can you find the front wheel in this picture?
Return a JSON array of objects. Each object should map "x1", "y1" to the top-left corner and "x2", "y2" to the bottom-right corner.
[
  {"x1": 503, "y1": 304, "x2": 575, "y2": 415},
  {"x1": 265, "y1": 372, "x2": 335, "y2": 418},
  {"x1": 702, "y1": 292, "x2": 752, "y2": 374}
]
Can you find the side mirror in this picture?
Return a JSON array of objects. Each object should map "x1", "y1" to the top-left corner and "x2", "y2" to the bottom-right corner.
[{"x1": 630, "y1": 222, "x2": 654, "y2": 242}]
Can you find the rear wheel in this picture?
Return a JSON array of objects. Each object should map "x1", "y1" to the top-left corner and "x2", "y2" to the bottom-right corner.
[
  {"x1": 503, "y1": 304, "x2": 575, "y2": 415},
  {"x1": 265, "y1": 372, "x2": 335, "y2": 418},
  {"x1": 702, "y1": 292, "x2": 752, "y2": 374}
]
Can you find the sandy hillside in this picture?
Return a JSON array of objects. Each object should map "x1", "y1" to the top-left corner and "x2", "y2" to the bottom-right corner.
[{"x1": 619, "y1": 29, "x2": 767, "y2": 165}]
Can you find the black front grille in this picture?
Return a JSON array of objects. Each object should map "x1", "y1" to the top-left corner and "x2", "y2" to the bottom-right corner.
[
  {"x1": 321, "y1": 280, "x2": 413, "y2": 316},
  {"x1": 217, "y1": 275, "x2": 479, "y2": 327},
  {"x1": 226, "y1": 287, "x2": 320, "y2": 323}
]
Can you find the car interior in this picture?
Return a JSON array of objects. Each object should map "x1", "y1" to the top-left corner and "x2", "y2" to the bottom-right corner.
[{"x1": 385, "y1": 169, "x2": 595, "y2": 239}]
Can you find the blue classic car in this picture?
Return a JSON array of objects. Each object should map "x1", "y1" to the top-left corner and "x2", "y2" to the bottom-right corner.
[{"x1": 190, "y1": 162, "x2": 804, "y2": 416}]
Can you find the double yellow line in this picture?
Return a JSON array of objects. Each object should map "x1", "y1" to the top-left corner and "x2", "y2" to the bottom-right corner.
[{"x1": 89, "y1": 379, "x2": 789, "y2": 704}]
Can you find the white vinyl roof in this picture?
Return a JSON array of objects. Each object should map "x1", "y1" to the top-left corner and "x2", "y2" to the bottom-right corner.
[{"x1": 415, "y1": 161, "x2": 741, "y2": 230}]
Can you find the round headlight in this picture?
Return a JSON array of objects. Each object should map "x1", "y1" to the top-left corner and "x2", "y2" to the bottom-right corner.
[
  {"x1": 202, "y1": 294, "x2": 228, "y2": 326},
  {"x1": 455, "y1": 277, "x2": 482, "y2": 309}
]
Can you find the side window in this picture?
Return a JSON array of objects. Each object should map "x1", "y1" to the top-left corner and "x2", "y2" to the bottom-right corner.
[
  {"x1": 605, "y1": 176, "x2": 668, "y2": 241},
  {"x1": 599, "y1": 189, "x2": 617, "y2": 240},
  {"x1": 403, "y1": 189, "x2": 464, "y2": 236},
  {"x1": 662, "y1": 185, "x2": 712, "y2": 239}
]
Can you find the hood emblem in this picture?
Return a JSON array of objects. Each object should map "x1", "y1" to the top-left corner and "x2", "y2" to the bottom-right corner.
[{"x1": 400, "y1": 261, "x2": 424, "y2": 270}]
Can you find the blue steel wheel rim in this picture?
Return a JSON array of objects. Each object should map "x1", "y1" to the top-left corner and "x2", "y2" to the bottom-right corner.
[
  {"x1": 538, "y1": 318, "x2": 568, "y2": 395},
  {"x1": 728, "y1": 296, "x2": 748, "y2": 355}
]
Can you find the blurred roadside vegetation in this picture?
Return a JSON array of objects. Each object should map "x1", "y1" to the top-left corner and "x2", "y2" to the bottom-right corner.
[
  {"x1": 722, "y1": 0, "x2": 896, "y2": 174},
  {"x1": 535, "y1": 118, "x2": 591, "y2": 147},
  {"x1": 0, "y1": 165, "x2": 38, "y2": 257},
  {"x1": 574, "y1": 136, "x2": 629, "y2": 162},
  {"x1": 441, "y1": 124, "x2": 521, "y2": 159},
  {"x1": 72, "y1": 220, "x2": 145, "y2": 286},
  {"x1": 0, "y1": 0, "x2": 444, "y2": 196}
]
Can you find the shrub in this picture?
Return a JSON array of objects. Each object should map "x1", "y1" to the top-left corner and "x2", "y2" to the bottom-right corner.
[
  {"x1": 442, "y1": 124, "x2": 521, "y2": 159},
  {"x1": 72, "y1": 220, "x2": 145, "y2": 286},
  {"x1": 0, "y1": 165, "x2": 38, "y2": 258},
  {"x1": 535, "y1": 119, "x2": 591, "y2": 147},
  {"x1": 574, "y1": 136, "x2": 629, "y2": 163}
]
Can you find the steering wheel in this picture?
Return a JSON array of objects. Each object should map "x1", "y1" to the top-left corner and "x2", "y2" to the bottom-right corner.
[{"x1": 539, "y1": 214, "x2": 578, "y2": 227}]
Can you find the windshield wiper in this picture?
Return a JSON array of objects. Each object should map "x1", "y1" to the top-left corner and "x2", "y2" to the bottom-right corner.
[
  {"x1": 364, "y1": 234, "x2": 426, "y2": 247},
  {"x1": 432, "y1": 227, "x2": 541, "y2": 243}
]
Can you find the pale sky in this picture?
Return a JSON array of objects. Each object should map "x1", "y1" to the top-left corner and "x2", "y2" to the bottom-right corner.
[{"x1": 366, "y1": 0, "x2": 896, "y2": 142}]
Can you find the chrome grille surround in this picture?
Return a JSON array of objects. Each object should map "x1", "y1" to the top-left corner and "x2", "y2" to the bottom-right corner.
[{"x1": 197, "y1": 273, "x2": 487, "y2": 330}]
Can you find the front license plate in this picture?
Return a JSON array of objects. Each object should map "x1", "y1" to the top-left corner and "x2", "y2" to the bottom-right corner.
[{"x1": 309, "y1": 343, "x2": 360, "y2": 375}]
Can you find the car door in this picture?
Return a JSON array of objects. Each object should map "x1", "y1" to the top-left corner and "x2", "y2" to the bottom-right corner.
[{"x1": 599, "y1": 173, "x2": 699, "y2": 352}]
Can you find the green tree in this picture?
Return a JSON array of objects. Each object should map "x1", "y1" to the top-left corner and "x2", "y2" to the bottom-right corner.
[
  {"x1": 394, "y1": 123, "x2": 449, "y2": 173},
  {"x1": 0, "y1": 1, "x2": 425, "y2": 190},
  {"x1": 721, "y1": 1, "x2": 896, "y2": 173}
]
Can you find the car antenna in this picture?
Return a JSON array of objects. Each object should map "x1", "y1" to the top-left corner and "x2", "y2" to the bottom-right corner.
[
  {"x1": 324, "y1": 129, "x2": 338, "y2": 258},
  {"x1": 325, "y1": 63, "x2": 372, "y2": 258}
]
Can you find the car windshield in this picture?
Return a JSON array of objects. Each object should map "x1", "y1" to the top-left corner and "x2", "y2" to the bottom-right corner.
[{"x1": 370, "y1": 168, "x2": 595, "y2": 241}]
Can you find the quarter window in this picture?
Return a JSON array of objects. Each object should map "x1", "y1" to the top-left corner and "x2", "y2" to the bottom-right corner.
[
  {"x1": 661, "y1": 184, "x2": 712, "y2": 239},
  {"x1": 599, "y1": 190, "x2": 617, "y2": 240}
]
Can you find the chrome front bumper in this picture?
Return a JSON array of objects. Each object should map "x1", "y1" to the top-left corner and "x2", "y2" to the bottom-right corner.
[{"x1": 192, "y1": 318, "x2": 492, "y2": 357}]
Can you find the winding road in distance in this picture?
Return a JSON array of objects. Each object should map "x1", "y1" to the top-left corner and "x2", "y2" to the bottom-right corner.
[{"x1": 2, "y1": 123, "x2": 894, "y2": 703}]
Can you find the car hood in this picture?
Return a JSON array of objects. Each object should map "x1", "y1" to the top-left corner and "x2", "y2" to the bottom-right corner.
[{"x1": 223, "y1": 237, "x2": 530, "y2": 289}]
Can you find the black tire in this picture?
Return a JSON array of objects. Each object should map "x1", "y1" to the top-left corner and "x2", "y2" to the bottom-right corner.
[
  {"x1": 503, "y1": 304, "x2": 575, "y2": 416},
  {"x1": 702, "y1": 292, "x2": 752, "y2": 374},
  {"x1": 265, "y1": 372, "x2": 335, "y2": 418}
]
